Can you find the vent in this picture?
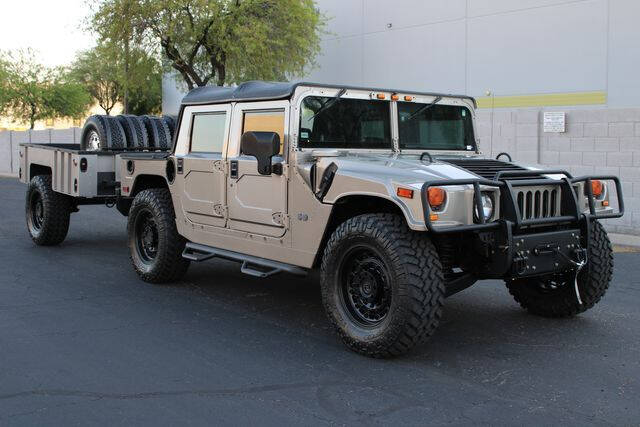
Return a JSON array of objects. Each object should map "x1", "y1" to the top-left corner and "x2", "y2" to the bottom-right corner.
[
  {"x1": 515, "y1": 186, "x2": 561, "y2": 220},
  {"x1": 442, "y1": 158, "x2": 532, "y2": 180}
]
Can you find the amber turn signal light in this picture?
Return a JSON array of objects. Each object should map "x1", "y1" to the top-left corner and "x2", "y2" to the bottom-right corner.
[
  {"x1": 404, "y1": 96, "x2": 413, "y2": 101},
  {"x1": 396, "y1": 188, "x2": 414, "y2": 199},
  {"x1": 591, "y1": 180, "x2": 603, "y2": 197},
  {"x1": 427, "y1": 187, "x2": 446, "y2": 208},
  {"x1": 376, "y1": 93, "x2": 386, "y2": 100}
]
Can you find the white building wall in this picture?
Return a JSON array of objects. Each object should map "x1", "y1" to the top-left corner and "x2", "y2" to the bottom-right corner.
[{"x1": 159, "y1": 0, "x2": 640, "y2": 235}]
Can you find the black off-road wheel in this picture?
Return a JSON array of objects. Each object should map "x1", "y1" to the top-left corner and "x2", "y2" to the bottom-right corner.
[
  {"x1": 26, "y1": 175, "x2": 72, "y2": 246},
  {"x1": 505, "y1": 220, "x2": 613, "y2": 317},
  {"x1": 127, "y1": 188, "x2": 189, "y2": 283},
  {"x1": 320, "y1": 213, "x2": 445, "y2": 358}
]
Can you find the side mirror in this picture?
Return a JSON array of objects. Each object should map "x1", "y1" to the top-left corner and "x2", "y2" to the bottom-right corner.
[{"x1": 240, "y1": 131, "x2": 280, "y2": 175}]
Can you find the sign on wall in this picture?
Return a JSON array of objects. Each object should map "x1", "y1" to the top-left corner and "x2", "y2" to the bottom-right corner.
[{"x1": 543, "y1": 112, "x2": 566, "y2": 133}]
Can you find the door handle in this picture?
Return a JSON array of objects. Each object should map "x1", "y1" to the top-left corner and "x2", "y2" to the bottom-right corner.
[{"x1": 230, "y1": 160, "x2": 238, "y2": 179}]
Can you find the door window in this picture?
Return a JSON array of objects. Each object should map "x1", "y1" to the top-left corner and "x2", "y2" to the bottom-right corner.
[
  {"x1": 190, "y1": 113, "x2": 227, "y2": 153},
  {"x1": 242, "y1": 110, "x2": 285, "y2": 155}
]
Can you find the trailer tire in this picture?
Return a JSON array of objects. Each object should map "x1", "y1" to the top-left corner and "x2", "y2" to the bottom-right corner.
[
  {"x1": 320, "y1": 213, "x2": 445, "y2": 358},
  {"x1": 117, "y1": 115, "x2": 149, "y2": 149},
  {"x1": 128, "y1": 188, "x2": 189, "y2": 283},
  {"x1": 26, "y1": 175, "x2": 72, "y2": 246},
  {"x1": 81, "y1": 115, "x2": 127, "y2": 151},
  {"x1": 162, "y1": 115, "x2": 176, "y2": 141},
  {"x1": 141, "y1": 116, "x2": 171, "y2": 150},
  {"x1": 505, "y1": 220, "x2": 613, "y2": 317}
]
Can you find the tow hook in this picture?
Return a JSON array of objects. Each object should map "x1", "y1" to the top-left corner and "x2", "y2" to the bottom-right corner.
[{"x1": 513, "y1": 251, "x2": 528, "y2": 275}]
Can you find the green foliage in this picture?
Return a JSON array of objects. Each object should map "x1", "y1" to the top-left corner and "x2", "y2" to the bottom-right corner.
[
  {"x1": 127, "y1": 52, "x2": 163, "y2": 115},
  {"x1": 0, "y1": 49, "x2": 92, "y2": 129},
  {"x1": 69, "y1": 43, "x2": 162, "y2": 115},
  {"x1": 69, "y1": 45, "x2": 121, "y2": 114},
  {"x1": 89, "y1": 0, "x2": 325, "y2": 90}
]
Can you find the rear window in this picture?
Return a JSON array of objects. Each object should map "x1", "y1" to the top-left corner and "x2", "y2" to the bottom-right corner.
[
  {"x1": 299, "y1": 96, "x2": 391, "y2": 149},
  {"x1": 190, "y1": 113, "x2": 227, "y2": 153}
]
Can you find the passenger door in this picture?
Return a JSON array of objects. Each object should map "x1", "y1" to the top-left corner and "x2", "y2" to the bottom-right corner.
[
  {"x1": 226, "y1": 102, "x2": 288, "y2": 237},
  {"x1": 177, "y1": 105, "x2": 231, "y2": 228}
]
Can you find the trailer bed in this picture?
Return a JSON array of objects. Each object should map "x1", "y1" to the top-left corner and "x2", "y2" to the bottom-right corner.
[{"x1": 19, "y1": 143, "x2": 122, "y2": 198}]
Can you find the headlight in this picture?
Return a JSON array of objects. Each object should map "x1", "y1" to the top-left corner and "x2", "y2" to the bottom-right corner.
[{"x1": 474, "y1": 192, "x2": 494, "y2": 222}]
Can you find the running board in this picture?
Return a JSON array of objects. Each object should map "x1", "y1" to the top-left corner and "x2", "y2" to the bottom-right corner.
[{"x1": 182, "y1": 242, "x2": 308, "y2": 278}]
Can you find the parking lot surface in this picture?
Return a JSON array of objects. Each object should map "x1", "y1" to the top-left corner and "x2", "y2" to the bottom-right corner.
[{"x1": 1, "y1": 177, "x2": 639, "y2": 425}]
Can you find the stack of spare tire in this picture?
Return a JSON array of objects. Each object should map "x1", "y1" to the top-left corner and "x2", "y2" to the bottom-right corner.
[{"x1": 80, "y1": 115, "x2": 176, "y2": 152}]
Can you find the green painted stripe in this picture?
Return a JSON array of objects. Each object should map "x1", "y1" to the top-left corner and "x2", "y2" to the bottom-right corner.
[{"x1": 476, "y1": 91, "x2": 607, "y2": 108}]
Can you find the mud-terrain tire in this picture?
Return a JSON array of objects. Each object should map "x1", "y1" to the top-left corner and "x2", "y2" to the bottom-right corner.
[
  {"x1": 320, "y1": 213, "x2": 445, "y2": 358},
  {"x1": 505, "y1": 220, "x2": 613, "y2": 317},
  {"x1": 117, "y1": 115, "x2": 149, "y2": 149},
  {"x1": 141, "y1": 116, "x2": 171, "y2": 150},
  {"x1": 162, "y1": 115, "x2": 176, "y2": 141},
  {"x1": 81, "y1": 115, "x2": 127, "y2": 151},
  {"x1": 26, "y1": 175, "x2": 72, "y2": 246},
  {"x1": 128, "y1": 188, "x2": 189, "y2": 283}
]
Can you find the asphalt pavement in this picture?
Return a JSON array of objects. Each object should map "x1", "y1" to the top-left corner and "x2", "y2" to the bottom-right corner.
[{"x1": 0, "y1": 177, "x2": 639, "y2": 426}]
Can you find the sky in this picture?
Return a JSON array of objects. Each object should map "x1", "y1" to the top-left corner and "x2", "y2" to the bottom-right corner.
[{"x1": 0, "y1": 0, "x2": 96, "y2": 67}]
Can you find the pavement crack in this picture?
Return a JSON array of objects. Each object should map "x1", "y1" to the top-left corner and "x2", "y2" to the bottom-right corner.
[{"x1": 0, "y1": 381, "x2": 350, "y2": 402}]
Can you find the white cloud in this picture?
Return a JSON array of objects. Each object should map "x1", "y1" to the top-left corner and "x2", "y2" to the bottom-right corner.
[{"x1": 0, "y1": 0, "x2": 96, "y2": 67}]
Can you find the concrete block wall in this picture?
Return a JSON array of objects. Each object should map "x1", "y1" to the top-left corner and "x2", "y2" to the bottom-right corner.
[
  {"x1": 476, "y1": 107, "x2": 640, "y2": 235},
  {"x1": 0, "y1": 128, "x2": 81, "y2": 177}
]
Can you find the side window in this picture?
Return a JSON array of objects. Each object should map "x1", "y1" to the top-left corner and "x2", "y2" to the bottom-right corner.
[
  {"x1": 242, "y1": 110, "x2": 285, "y2": 155},
  {"x1": 190, "y1": 113, "x2": 227, "y2": 153}
]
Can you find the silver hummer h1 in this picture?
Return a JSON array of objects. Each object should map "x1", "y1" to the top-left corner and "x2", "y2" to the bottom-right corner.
[{"x1": 19, "y1": 81, "x2": 624, "y2": 357}]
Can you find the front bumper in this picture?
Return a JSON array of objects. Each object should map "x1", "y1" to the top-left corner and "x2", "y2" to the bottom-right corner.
[
  {"x1": 422, "y1": 170, "x2": 624, "y2": 280},
  {"x1": 421, "y1": 170, "x2": 624, "y2": 234}
]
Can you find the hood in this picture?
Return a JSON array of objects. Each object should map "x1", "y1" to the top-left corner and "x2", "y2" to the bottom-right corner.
[{"x1": 325, "y1": 152, "x2": 527, "y2": 185}]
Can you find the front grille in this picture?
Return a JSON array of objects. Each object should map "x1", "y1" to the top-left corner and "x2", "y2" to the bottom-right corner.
[
  {"x1": 515, "y1": 186, "x2": 561, "y2": 220},
  {"x1": 442, "y1": 158, "x2": 531, "y2": 180}
]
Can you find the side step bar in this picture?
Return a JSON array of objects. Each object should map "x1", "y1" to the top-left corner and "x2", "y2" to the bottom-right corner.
[{"x1": 182, "y1": 242, "x2": 308, "y2": 278}]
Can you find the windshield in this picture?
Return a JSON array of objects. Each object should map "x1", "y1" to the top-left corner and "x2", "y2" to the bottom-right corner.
[
  {"x1": 299, "y1": 96, "x2": 391, "y2": 149},
  {"x1": 398, "y1": 102, "x2": 475, "y2": 151}
]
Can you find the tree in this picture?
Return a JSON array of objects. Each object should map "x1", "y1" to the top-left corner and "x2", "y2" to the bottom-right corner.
[
  {"x1": 127, "y1": 50, "x2": 163, "y2": 115},
  {"x1": 69, "y1": 45, "x2": 121, "y2": 115},
  {"x1": 0, "y1": 49, "x2": 92, "y2": 129},
  {"x1": 90, "y1": 0, "x2": 325, "y2": 90},
  {"x1": 69, "y1": 44, "x2": 162, "y2": 115}
]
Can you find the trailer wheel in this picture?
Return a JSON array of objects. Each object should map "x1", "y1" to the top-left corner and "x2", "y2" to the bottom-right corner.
[
  {"x1": 128, "y1": 188, "x2": 189, "y2": 283},
  {"x1": 320, "y1": 213, "x2": 445, "y2": 358},
  {"x1": 505, "y1": 220, "x2": 613, "y2": 317},
  {"x1": 26, "y1": 175, "x2": 72, "y2": 246},
  {"x1": 81, "y1": 115, "x2": 127, "y2": 151}
]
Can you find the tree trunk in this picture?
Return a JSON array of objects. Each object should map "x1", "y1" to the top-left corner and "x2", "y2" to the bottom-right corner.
[
  {"x1": 123, "y1": 0, "x2": 131, "y2": 114},
  {"x1": 123, "y1": 39, "x2": 130, "y2": 114},
  {"x1": 30, "y1": 104, "x2": 36, "y2": 130}
]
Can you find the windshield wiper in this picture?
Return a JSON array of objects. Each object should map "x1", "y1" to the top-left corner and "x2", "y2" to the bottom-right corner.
[
  {"x1": 405, "y1": 96, "x2": 442, "y2": 122},
  {"x1": 309, "y1": 88, "x2": 347, "y2": 121}
]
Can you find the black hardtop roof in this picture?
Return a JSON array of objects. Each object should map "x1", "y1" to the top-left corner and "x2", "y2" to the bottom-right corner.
[{"x1": 180, "y1": 80, "x2": 477, "y2": 107}]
